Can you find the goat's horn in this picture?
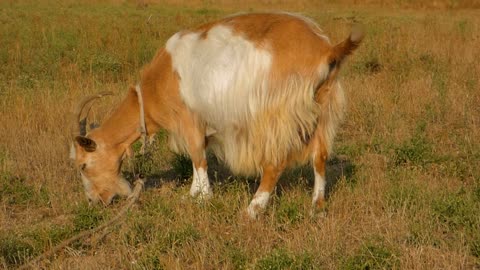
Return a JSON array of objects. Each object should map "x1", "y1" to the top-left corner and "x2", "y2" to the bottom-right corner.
[{"x1": 73, "y1": 91, "x2": 113, "y2": 136}]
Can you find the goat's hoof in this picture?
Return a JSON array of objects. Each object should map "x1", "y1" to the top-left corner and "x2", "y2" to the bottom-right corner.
[
  {"x1": 196, "y1": 191, "x2": 213, "y2": 201},
  {"x1": 187, "y1": 190, "x2": 213, "y2": 202},
  {"x1": 310, "y1": 208, "x2": 328, "y2": 219},
  {"x1": 246, "y1": 204, "x2": 265, "y2": 220}
]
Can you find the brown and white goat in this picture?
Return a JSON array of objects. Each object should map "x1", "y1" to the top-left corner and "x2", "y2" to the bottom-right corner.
[{"x1": 70, "y1": 13, "x2": 363, "y2": 218}]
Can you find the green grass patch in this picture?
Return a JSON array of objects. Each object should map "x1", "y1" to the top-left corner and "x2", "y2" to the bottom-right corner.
[
  {"x1": 44, "y1": 226, "x2": 73, "y2": 246},
  {"x1": 134, "y1": 246, "x2": 166, "y2": 270},
  {"x1": 474, "y1": 185, "x2": 480, "y2": 202},
  {"x1": 206, "y1": 195, "x2": 240, "y2": 222},
  {"x1": 0, "y1": 224, "x2": 74, "y2": 267},
  {"x1": 393, "y1": 122, "x2": 436, "y2": 167},
  {"x1": 127, "y1": 215, "x2": 158, "y2": 246},
  {"x1": 431, "y1": 191, "x2": 478, "y2": 230},
  {"x1": 336, "y1": 142, "x2": 369, "y2": 159},
  {"x1": 385, "y1": 181, "x2": 421, "y2": 214},
  {"x1": 470, "y1": 233, "x2": 480, "y2": 258},
  {"x1": 0, "y1": 176, "x2": 35, "y2": 206},
  {"x1": 351, "y1": 54, "x2": 382, "y2": 75},
  {"x1": 406, "y1": 218, "x2": 439, "y2": 247},
  {"x1": 82, "y1": 52, "x2": 123, "y2": 77},
  {"x1": 256, "y1": 248, "x2": 317, "y2": 270},
  {"x1": 142, "y1": 195, "x2": 175, "y2": 220},
  {"x1": 163, "y1": 224, "x2": 201, "y2": 250},
  {"x1": 0, "y1": 175, "x2": 49, "y2": 207},
  {"x1": 412, "y1": 189, "x2": 480, "y2": 255},
  {"x1": 195, "y1": 8, "x2": 222, "y2": 15},
  {"x1": 274, "y1": 197, "x2": 305, "y2": 225},
  {"x1": 0, "y1": 234, "x2": 35, "y2": 266},
  {"x1": 25, "y1": 225, "x2": 74, "y2": 251},
  {"x1": 341, "y1": 240, "x2": 399, "y2": 270},
  {"x1": 72, "y1": 202, "x2": 106, "y2": 233},
  {"x1": 228, "y1": 246, "x2": 248, "y2": 270},
  {"x1": 125, "y1": 196, "x2": 175, "y2": 246},
  {"x1": 129, "y1": 142, "x2": 159, "y2": 176}
]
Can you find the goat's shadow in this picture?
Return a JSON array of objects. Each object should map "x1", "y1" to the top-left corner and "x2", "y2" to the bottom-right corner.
[{"x1": 125, "y1": 153, "x2": 355, "y2": 200}]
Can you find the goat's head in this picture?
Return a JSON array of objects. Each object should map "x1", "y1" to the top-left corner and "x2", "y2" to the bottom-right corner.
[{"x1": 70, "y1": 92, "x2": 132, "y2": 205}]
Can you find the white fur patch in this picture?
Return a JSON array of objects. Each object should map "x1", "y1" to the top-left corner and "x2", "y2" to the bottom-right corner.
[
  {"x1": 189, "y1": 164, "x2": 199, "y2": 197},
  {"x1": 81, "y1": 173, "x2": 97, "y2": 202},
  {"x1": 189, "y1": 165, "x2": 212, "y2": 199},
  {"x1": 312, "y1": 167, "x2": 326, "y2": 205},
  {"x1": 247, "y1": 191, "x2": 270, "y2": 219},
  {"x1": 166, "y1": 24, "x2": 272, "y2": 128},
  {"x1": 197, "y1": 167, "x2": 212, "y2": 198}
]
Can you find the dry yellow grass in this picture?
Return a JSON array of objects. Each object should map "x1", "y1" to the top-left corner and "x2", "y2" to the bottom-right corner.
[{"x1": 1, "y1": 0, "x2": 479, "y2": 269}]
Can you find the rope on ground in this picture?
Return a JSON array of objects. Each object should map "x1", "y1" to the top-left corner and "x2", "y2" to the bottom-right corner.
[{"x1": 19, "y1": 177, "x2": 145, "y2": 270}]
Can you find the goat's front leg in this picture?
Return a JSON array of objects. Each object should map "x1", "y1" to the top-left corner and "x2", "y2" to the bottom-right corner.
[
  {"x1": 190, "y1": 149, "x2": 211, "y2": 199},
  {"x1": 180, "y1": 111, "x2": 212, "y2": 199},
  {"x1": 247, "y1": 163, "x2": 285, "y2": 219},
  {"x1": 185, "y1": 123, "x2": 212, "y2": 200}
]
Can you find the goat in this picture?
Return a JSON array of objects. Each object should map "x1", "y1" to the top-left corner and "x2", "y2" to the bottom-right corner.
[{"x1": 70, "y1": 12, "x2": 363, "y2": 218}]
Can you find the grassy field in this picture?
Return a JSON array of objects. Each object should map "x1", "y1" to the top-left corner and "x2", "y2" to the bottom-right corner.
[{"x1": 1, "y1": 0, "x2": 479, "y2": 269}]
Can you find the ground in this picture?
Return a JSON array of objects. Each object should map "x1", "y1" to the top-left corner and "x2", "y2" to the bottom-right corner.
[{"x1": 0, "y1": 0, "x2": 479, "y2": 269}]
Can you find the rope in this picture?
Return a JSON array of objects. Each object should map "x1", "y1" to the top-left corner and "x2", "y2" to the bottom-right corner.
[
  {"x1": 21, "y1": 85, "x2": 151, "y2": 268},
  {"x1": 19, "y1": 178, "x2": 145, "y2": 269},
  {"x1": 135, "y1": 84, "x2": 148, "y2": 154}
]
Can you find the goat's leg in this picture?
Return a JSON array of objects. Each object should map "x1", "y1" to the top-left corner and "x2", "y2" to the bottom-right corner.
[
  {"x1": 311, "y1": 139, "x2": 328, "y2": 216},
  {"x1": 247, "y1": 163, "x2": 285, "y2": 219},
  {"x1": 189, "y1": 148, "x2": 211, "y2": 199},
  {"x1": 183, "y1": 120, "x2": 211, "y2": 199},
  {"x1": 190, "y1": 152, "x2": 212, "y2": 199}
]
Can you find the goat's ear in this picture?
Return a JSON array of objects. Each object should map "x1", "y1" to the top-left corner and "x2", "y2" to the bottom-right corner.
[{"x1": 75, "y1": 136, "x2": 97, "y2": 152}]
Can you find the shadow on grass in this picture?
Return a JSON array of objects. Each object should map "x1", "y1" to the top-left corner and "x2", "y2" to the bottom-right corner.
[
  {"x1": 127, "y1": 153, "x2": 355, "y2": 201},
  {"x1": 276, "y1": 154, "x2": 356, "y2": 200}
]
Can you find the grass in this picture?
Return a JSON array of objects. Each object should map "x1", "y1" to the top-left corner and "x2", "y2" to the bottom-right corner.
[
  {"x1": 1, "y1": 0, "x2": 480, "y2": 269},
  {"x1": 341, "y1": 239, "x2": 399, "y2": 270},
  {"x1": 255, "y1": 248, "x2": 315, "y2": 270}
]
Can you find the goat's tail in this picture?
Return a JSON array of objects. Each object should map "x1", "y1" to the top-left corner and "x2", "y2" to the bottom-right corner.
[{"x1": 330, "y1": 24, "x2": 365, "y2": 65}]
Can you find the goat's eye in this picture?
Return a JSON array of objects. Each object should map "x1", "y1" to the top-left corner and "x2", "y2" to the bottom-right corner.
[{"x1": 80, "y1": 164, "x2": 87, "y2": 171}]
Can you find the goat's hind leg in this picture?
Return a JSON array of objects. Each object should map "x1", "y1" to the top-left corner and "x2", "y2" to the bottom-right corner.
[{"x1": 311, "y1": 139, "x2": 328, "y2": 217}]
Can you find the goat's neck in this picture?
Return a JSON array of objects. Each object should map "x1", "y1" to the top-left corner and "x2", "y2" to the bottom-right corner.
[
  {"x1": 135, "y1": 48, "x2": 183, "y2": 135},
  {"x1": 91, "y1": 48, "x2": 181, "y2": 149},
  {"x1": 90, "y1": 89, "x2": 144, "y2": 149}
]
